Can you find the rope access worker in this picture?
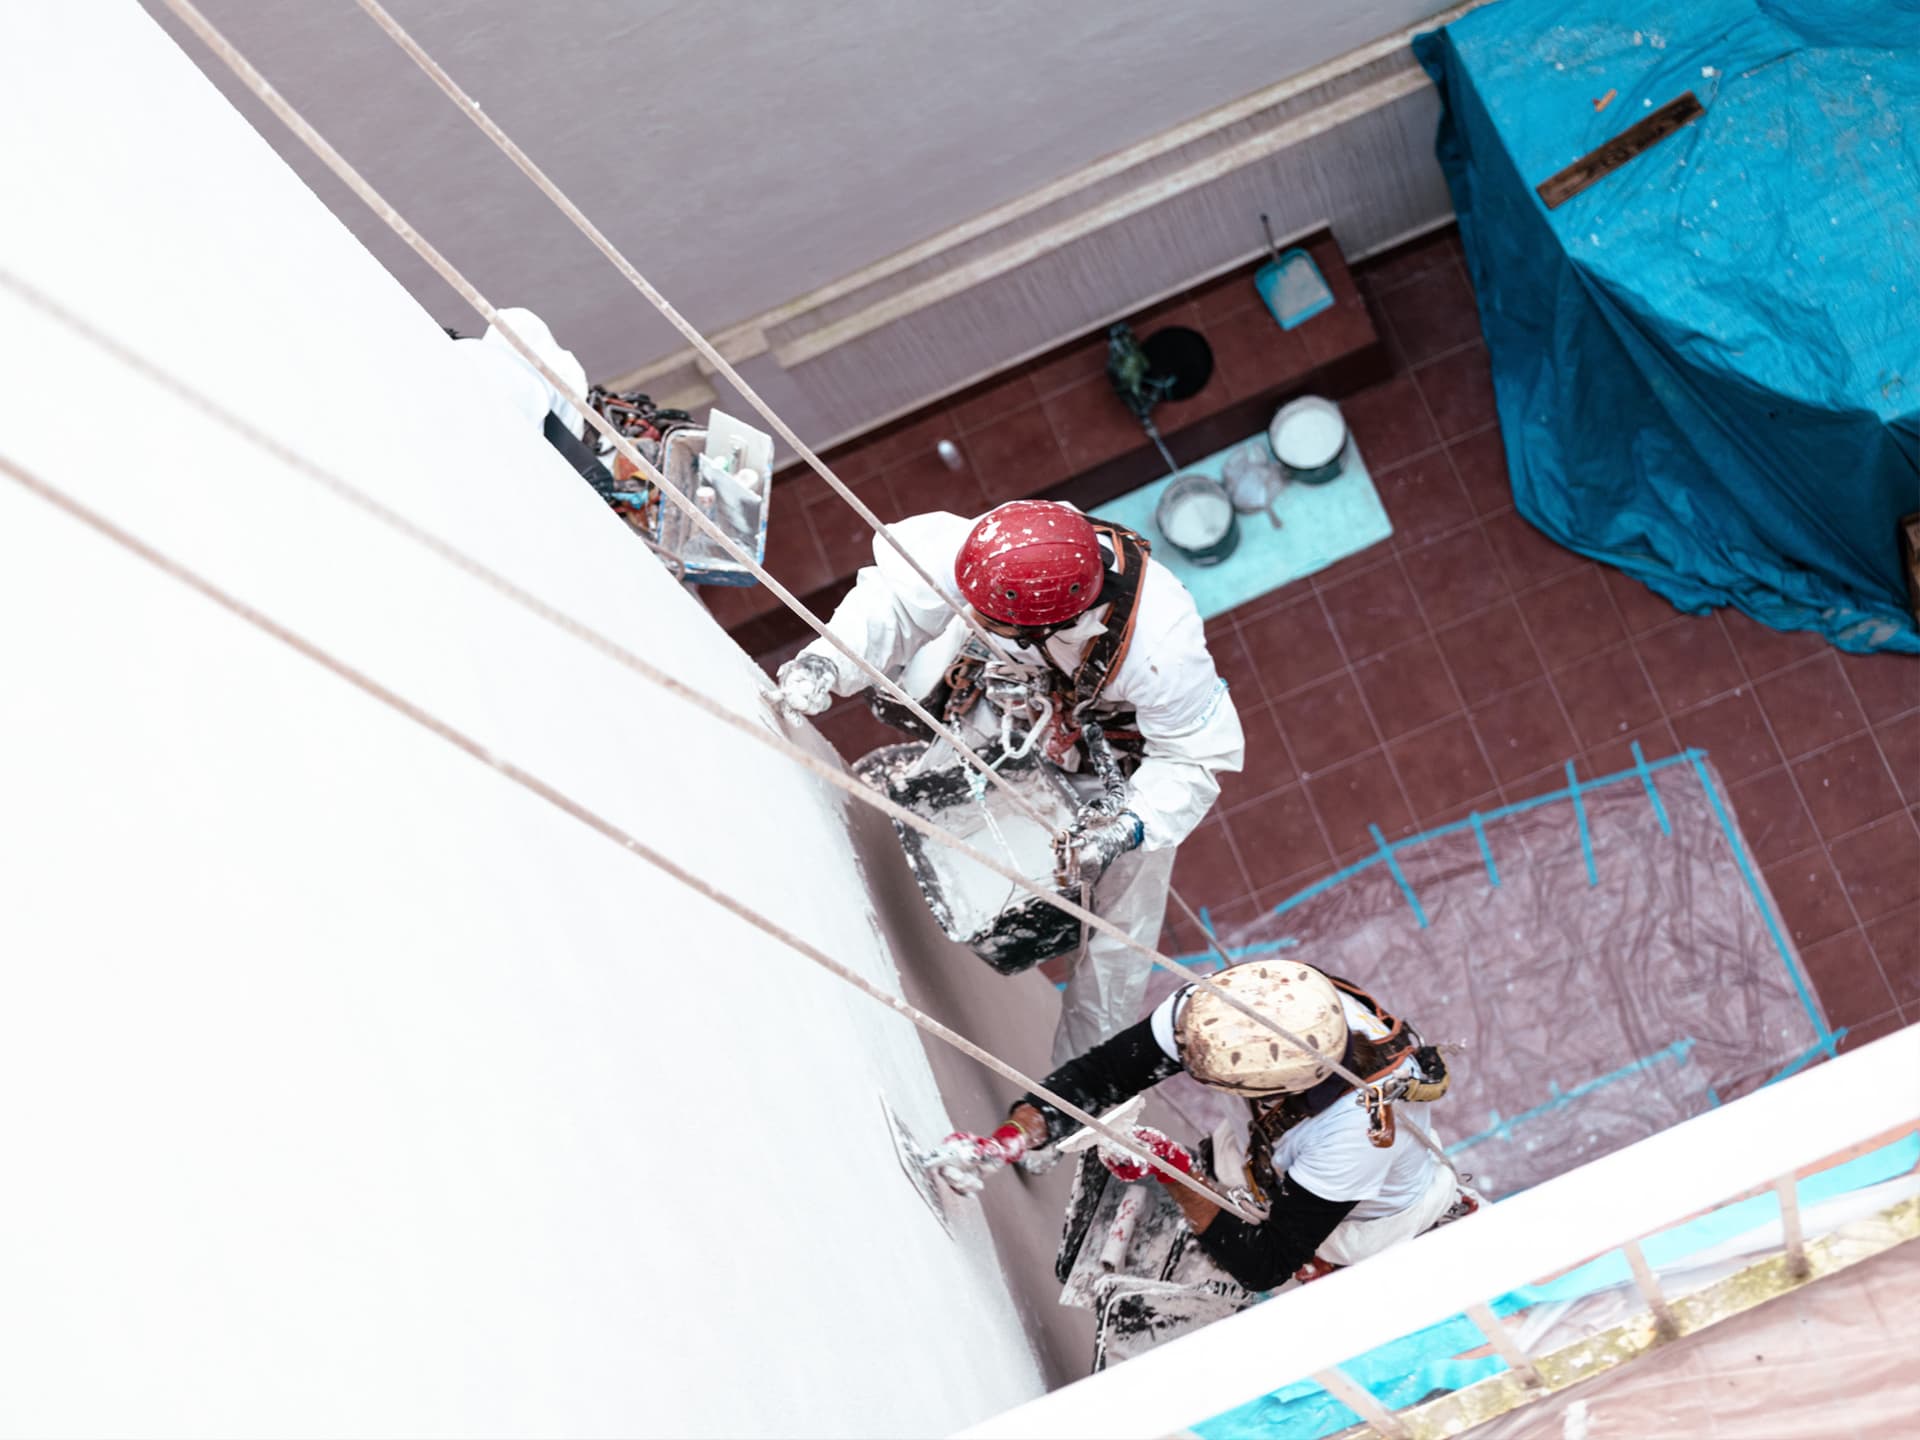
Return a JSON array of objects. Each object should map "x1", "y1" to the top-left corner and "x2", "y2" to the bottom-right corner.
[
  {"x1": 445, "y1": 306, "x2": 618, "y2": 495},
  {"x1": 935, "y1": 961, "x2": 1474, "y2": 1290},
  {"x1": 776, "y1": 500, "x2": 1244, "y2": 1064}
]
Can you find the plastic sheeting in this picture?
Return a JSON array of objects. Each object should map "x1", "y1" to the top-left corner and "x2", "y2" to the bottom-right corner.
[
  {"x1": 1064, "y1": 752, "x2": 1839, "y2": 1437},
  {"x1": 1191, "y1": 1134, "x2": 1920, "y2": 1439},
  {"x1": 1415, "y1": 0, "x2": 1920, "y2": 653},
  {"x1": 1469, "y1": 1204, "x2": 1920, "y2": 1440},
  {"x1": 1147, "y1": 750, "x2": 1830, "y2": 1201}
]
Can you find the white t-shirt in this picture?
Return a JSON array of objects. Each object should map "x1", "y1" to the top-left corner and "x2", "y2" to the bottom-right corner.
[{"x1": 1151, "y1": 989, "x2": 1438, "y2": 1222}]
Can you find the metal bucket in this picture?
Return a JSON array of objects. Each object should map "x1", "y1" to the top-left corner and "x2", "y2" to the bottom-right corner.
[
  {"x1": 853, "y1": 741, "x2": 1082, "y2": 974},
  {"x1": 1154, "y1": 474, "x2": 1240, "y2": 566},
  {"x1": 1267, "y1": 395, "x2": 1350, "y2": 486}
]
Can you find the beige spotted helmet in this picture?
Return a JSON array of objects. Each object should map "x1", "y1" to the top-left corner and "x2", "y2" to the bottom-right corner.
[{"x1": 1175, "y1": 961, "x2": 1348, "y2": 1097}]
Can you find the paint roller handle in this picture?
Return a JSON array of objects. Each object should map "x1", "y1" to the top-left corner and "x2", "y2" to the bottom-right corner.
[
  {"x1": 927, "y1": 1116, "x2": 1041, "y2": 1197},
  {"x1": 1099, "y1": 1126, "x2": 1195, "y2": 1184}
]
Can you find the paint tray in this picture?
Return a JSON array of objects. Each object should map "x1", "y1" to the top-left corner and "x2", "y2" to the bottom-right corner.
[
  {"x1": 1255, "y1": 248, "x2": 1334, "y2": 330},
  {"x1": 853, "y1": 741, "x2": 1083, "y2": 974}
]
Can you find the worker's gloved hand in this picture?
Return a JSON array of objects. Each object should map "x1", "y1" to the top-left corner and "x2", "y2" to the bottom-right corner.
[
  {"x1": 774, "y1": 653, "x2": 839, "y2": 717},
  {"x1": 927, "y1": 1120, "x2": 1034, "y2": 1197},
  {"x1": 1053, "y1": 808, "x2": 1144, "y2": 892},
  {"x1": 1099, "y1": 1126, "x2": 1195, "y2": 1184}
]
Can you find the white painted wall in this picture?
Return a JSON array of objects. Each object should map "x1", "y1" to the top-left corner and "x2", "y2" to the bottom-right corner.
[
  {"x1": 142, "y1": 0, "x2": 1457, "y2": 381},
  {"x1": 0, "y1": 6, "x2": 1040, "y2": 1435}
]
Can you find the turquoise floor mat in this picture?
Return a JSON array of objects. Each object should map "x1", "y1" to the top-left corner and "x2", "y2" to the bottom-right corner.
[{"x1": 1091, "y1": 433, "x2": 1392, "y2": 621}]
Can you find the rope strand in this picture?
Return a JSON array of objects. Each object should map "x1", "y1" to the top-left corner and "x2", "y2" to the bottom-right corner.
[
  {"x1": 342, "y1": 0, "x2": 1324, "y2": 1006},
  {"x1": 349, "y1": 0, "x2": 1016, "y2": 661},
  {"x1": 94, "y1": 0, "x2": 1468, "y2": 1183},
  {"x1": 0, "y1": 447, "x2": 1257, "y2": 1222},
  {"x1": 7, "y1": 258, "x2": 1453, "y2": 1190}
]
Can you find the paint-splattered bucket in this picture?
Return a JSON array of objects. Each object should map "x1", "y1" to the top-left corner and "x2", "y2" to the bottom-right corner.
[
  {"x1": 1154, "y1": 475, "x2": 1240, "y2": 566},
  {"x1": 1268, "y1": 395, "x2": 1350, "y2": 486}
]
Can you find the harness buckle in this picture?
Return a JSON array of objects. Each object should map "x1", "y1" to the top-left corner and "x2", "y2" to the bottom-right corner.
[{"x1": 1360, "y1": 1084, "x2": 1397, "y2": 1149}]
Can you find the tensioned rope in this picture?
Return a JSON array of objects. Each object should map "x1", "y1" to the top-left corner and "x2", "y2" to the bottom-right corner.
[
  {"x1": 0, "y1": 444, "x2": 1253, "y2": 1222},
  {"x1": 155, "y1": 0, "x2": 1463, "y2": 1183},
  {"x1": 350, "y1": 0, "x2": 1246, "y2": 1000},
  {"x1": 159, "y1": 0, "x2": 1052, "y2": 840},
  {"x1": 348, "y1": 0, "x2": 1014, "y2": 662},
  {"x1": 0, "y1": 262, "x2": 1388, "y2": 1215}
]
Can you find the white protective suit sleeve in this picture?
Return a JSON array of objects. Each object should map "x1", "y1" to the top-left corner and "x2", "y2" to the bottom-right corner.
[
  {"x1": 798, "y1": 512, "x2": 977, "y2": 694},
  {"x1": 1105, "y1": 559, "x2": 1243, "y2": 851},
  {"x1": 479, "y1": 306, "x2": 591, "y2": 439}
]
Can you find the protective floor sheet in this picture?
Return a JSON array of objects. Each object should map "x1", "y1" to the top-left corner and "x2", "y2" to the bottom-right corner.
[
  {"x1": 1147, "y1": 750, "x2": 1831, "y2": 1201},
  {"x1": 1142, "y1": 752, "x2": 1847, "y2": 1439}
]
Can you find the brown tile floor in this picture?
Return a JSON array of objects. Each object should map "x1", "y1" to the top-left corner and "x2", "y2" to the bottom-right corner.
[{"x1": 809, "y1": 227, "x2": 1920, "y2": 1047}]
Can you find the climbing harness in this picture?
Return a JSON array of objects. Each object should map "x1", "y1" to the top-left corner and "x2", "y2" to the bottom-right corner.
[
  {"x1": 114, "y1": 0, "x2": 1473, "y2": 1203},
  {"x1": 931, "y1": 520, "x2": 1154, "y2": 774},
  {"x1": 1240, "y1": 976, "x2": 1454, "y2": 1195}
]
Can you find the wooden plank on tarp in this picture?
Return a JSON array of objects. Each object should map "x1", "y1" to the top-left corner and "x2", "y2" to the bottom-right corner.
[{"x1": 1537, "y1": 91, "x2": 1704, "y2": 209}]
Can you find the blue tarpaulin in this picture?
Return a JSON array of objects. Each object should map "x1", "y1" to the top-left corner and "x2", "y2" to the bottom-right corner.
[{"x1": 1415, "y1": 0, "x2": 1920, "y2": 652}]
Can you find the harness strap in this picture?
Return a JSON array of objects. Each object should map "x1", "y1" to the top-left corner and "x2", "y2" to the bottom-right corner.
[
  {"x1": 1064, "y1": 521, "x2": 1150, "y2": 715},
  {"x1": 935, "y1": 522, "x2": 1153, "y2": 759},
  {"x1": 1242, "y1": 973, "x2": 1437, "y2": 1188}
]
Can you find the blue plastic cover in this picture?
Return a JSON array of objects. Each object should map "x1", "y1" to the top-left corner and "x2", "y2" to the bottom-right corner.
[{"x1": 1415, "y1": 0, "x2": 1920, "y2": 652}]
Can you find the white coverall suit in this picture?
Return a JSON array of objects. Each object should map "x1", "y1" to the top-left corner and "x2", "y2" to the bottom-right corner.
[
  {"x1": 448, "y1": 307, "x2": 594, "y2": 443},
  {"x1": 799, "y1": 511, "x2": 1245, "y2": 1064}
]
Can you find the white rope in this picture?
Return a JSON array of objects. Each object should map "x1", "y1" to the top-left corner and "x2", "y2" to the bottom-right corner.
[
  {"x1": 121, "y1": 1, "x2": 1467, "y2": 1187},
  {"x1": 0, "y1": 446, "x2": 1256, "y2": 1223},
  {"x1": 156, "y1": 0, "x2": 1029, "y2": 811},
  {"x1": 2, "y1": 256, "x2": 1454, "y2": 1199},
  {"x1": 0, "y1": 263, "x2": 1328, "y2": 1110},
  {"x1": 348, "y1": 0, "x2": 1014, "y2": 662},
  {"x1": 341, "y1": 0, "x2": 1391, "y2": 1055}
]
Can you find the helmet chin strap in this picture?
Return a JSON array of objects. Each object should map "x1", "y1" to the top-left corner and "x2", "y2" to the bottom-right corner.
[{"x1": 967, "y1": 599, "x2": 1109, "y2": 658}]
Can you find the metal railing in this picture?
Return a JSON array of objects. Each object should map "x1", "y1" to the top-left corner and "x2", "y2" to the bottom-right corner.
[{"x1": 959, "y1": 1023, "x2": 1920, "y2": 1440}]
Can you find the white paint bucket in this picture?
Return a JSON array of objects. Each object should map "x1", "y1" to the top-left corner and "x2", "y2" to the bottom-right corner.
[
  {"x1": 1268, "y1": 395, "x2": 1349, "y2": 485},
  {"x1": 1154, "y1": 475, "x2": 1240, "y2": 566}
]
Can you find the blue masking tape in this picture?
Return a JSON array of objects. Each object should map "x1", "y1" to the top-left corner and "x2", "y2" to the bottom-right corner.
[
  {"x1": 1565, "y1": 760, "x2": 1598, "y2": 886},
  {"x1": 1631, "y1": 739, "x2": 1672, "y2": 836},
  {"x1": 1445, "y1": 1039, "x2": 1696, "y2": 1154},
  {"x1": 1372, "y1": 823, "x2": 1428, "y2": 928},
  {"x1": 1469, "y1": 811, "x2": 1500, "y2": 886}
]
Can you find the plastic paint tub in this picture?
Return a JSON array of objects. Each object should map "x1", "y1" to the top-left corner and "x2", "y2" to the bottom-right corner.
[
  {"x1": 1154, "y1": 475, "x2": 1240, "y2": 566},
  {"x1": 1268, "y1": 395, "x2": 1349, "y2": 485}
]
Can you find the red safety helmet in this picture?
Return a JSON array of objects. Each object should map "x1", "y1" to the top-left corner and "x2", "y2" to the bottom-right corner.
[{"x1": 954, "y1": 501, "x2": 1106, "y2": 628}]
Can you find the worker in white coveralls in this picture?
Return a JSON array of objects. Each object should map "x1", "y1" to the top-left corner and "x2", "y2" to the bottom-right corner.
[
  {"x1": 936, "y1": 961, "x2": 1476, "y2": 1289},
  {"x1": 776, "y1": 500, "x2": 1244, "y2": 1064},
  {"x1": 446, "y1": 307, "x2": 617, "y2": 494}
]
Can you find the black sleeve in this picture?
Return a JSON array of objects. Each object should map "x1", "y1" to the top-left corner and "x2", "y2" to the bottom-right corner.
[
  {"x1": 541, "y1": 410, "x2": 622, "y2": 501},
  {"x1": 1194, "y1": 1175, "x2": 1358, "y2": 1291},
  {"x1": 1019, "y1": 1015, "x2": 1182, "y2": 1143}
]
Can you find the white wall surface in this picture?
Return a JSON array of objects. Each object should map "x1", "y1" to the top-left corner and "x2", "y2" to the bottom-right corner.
[
  {"x1": 141, "y1": 0, "x2": 1457, "y2": 381},
  {"x1": 0, "y1": 5, "x2": 1041, "y2": 1435}
]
